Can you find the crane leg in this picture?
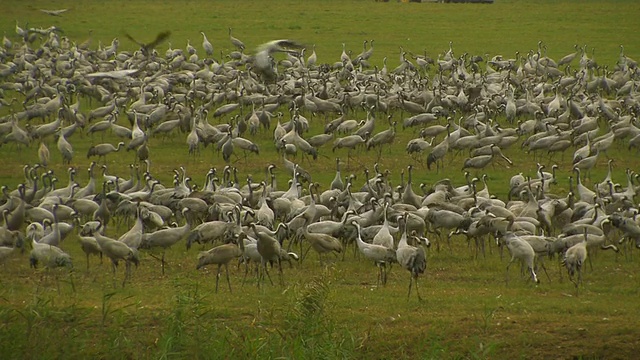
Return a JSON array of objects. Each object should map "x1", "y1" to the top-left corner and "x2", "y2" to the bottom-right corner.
[
  {"x1": 225, "y1": 264, "x2": 233, "y2": 293},
  {"x1": 407, "y1": 275, "x2": 413, "y2": 299},
  {"x1": 215, "y1": 264, "x2": 222, "y2": 293},
  {"x1": 122, "y1": 261, "x2": 130, "y2": 288},
  {"x1": 538, "y1": 258, "x2": 551, "y2": 282},
  {"x1": 112, "y1": 262, "x2": 118, "y2": 288},
  {"x1": 505, "y1": 259, "x2": 514, "y2": 285},
  {"x1": 277, "y1": 259, "x2": 284, "y2": 286},
  {"x1": 529, "y1": 266, "x2": 539, "y2": 284},
  {"x1": 569, "y1": 270, "x2": 578, "y2": 288},
  {"x1": 161, "y1": 250, "x2": 167, "y2": 275},
  {"x1": 256, "y1": 262, "x2": 262, "y2": 288},
  {"x1": 577, "y1": 266, "x2": 583, "y2": 287},
  {"x1": 557, "y1": 258, "x2": 564, "y2": 283},
  {"x1": 242, "y1": 260, "x2": 250, "y2": 286},
  {"x1": 262, "y1": 262, "x2": 274, "y2": 287},
  {"x1": 301, "y1": 244, "x2": 312, "y2": 263},
  {"x1": 381, "y1": 263, "x2": 387, "y2": 286}
]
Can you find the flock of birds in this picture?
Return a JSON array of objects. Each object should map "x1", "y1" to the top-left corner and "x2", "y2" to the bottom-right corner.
[{"x1": 1, "y1": 21, "x2": 640, "y2": 298}]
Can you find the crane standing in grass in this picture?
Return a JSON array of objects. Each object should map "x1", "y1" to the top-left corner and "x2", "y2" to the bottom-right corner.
[
  {"x1": 201, "y1": 31, "x2": 213, "y2": 56},
  {"x1": 367, "y1": 118, "x2": 396, "y2": 162},
  {"x1": 352, "y1": 221, "x2": 396, "y2": 286},
  {"x1": 563, "y1": 229, "x2": 588, "y2": 289},
  {"x1": 91, "y1": 225, "x2": 139, "y2": 287},
  {"x1": 196, "y1": 233, "x2": 244, "y2": 293},
  {"x1": 301, "y1": 216, "x2": 343, "y2": 264},
  {"x1": 250, "y1": 223, "x2": 285, "y2": 287},
  {"x1": 142, "y1": 208, "x2": 191, "y2": 275},
  {"x1": 29, "y1": 239, "x2": 73, "y2": 269},
  {"x1": 396, "y1": 214, "x2": 428, "y2": 300},
  {"x1": 502, "y1": 232, "x2": 539, "y2": 285}
]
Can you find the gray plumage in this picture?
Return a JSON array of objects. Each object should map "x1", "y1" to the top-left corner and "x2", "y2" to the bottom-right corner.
[
  {"x1": 253, "y1": 39, "x2": 303, "y2": 80},
  {"x1": 502, "y1": 232, "x2": 539, "y2": 285},
  {"x1": 56, "y1": 130, "x2": 73, "y2": 164},
  {"x1": 87, "y1": 142, "x2": 124, "y2": 161},
  {"x1": 93, "y1": 229, "x2": 139, "y2": 287},
  {"x1": 196, "y1": 236, "x2": 244, "y2": 293},
  {"x1": 142, "y1": 209, "x2": 191, "y2": 275},
  {"x1": 78, "y1": 235, "x2": 102, "y2": 271},
  {"x1": 562, "y1": 230, "x2": 588, "y2": 289},
  {"x1": 396, "y1": 215, "x2": 428, "y2": 300},
  {"x1": 201, "y1": 31, "x2": 214, "y2": 56},
  {"x1": 352, "y1": 221, "x2": 396, "y2": 285},
  {"x1": 29, "y1": 239, "x2": 72, "y2": 269},
  {"x1": 250, "y1": 223, "x2": 285, "y2": 287}
]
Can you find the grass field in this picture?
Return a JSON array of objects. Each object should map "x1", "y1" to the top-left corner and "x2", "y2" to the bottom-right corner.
[{"x1": 1, "y1": 0, "x2": 640, "y2": 359}]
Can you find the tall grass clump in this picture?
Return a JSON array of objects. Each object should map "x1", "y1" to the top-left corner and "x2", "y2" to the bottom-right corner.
[
  {"x1": 155, "y1": 281, "x2": 210, "y2": 359},
  {"x1": 277, "y1": 274, "x2": 356, "y2": 359}
]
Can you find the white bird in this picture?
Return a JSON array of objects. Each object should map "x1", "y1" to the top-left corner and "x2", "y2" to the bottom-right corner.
[
  {"x1": 502, "y1": 232, "x2": 539, "y2": 285},
  {"x1": 201, "y1": 31, "x2": 213, "y2": 56},
  {"x1": 85, "y1": 69, "x2": 141, "y2": 79},
  {"x1": 352, "y1": 221, "x2": 396, "y2": 286},
  {"x1": 39, "y1": 8, "x2": 69, "y2": 16}
]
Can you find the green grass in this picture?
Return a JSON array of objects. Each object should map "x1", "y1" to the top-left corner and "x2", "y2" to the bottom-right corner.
[{"x1": 1, "y1": 0, "x2": 640, "y2": 358}]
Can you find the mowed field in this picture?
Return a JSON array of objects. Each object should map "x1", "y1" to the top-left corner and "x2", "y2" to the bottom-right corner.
[{"x1": 1, "y1": 0, "x2": 640, "y2": 359}]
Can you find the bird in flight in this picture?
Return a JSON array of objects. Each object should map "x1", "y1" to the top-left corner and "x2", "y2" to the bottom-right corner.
[
  {"x1": 124, "y1": 30, "x2": 171, "y2": 55},
  {"x1": 39, "y1": 8, "x2": 69, "y2": 16},
  {"x1": 253, "y1": 39, "x2": 304, "y2": 81}
]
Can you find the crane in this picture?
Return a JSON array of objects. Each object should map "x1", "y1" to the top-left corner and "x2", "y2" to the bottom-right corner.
[
  {"x1": 301, "y1": 216, "x2": 343, "y2": 264},
  {"x1": 201, "y1": 31, "x2": 213, "y2": 56},
  {"x1": 142, "y1": 208, "x2": 191, "y2": 275},
  {"x1": 196, "y1": 234, "x2": 244, "y2": 293},
  {"x1": 351, "y1": 221, "x2": 396, "y2": 286},
  {"x1": 366, "y1": 119, "x2": 396, "y2": 162},
  {"x1": 228, "y1": 27, "x2": 245, "y2": 51},
  {"x1": 501, "y1": 232, "x2": 539, "y2": 285},
  {"x1": 86, "y1": 142, "x2": 125, "y2": 163},
  {"x1": 253, "y1": 39, "x2": 303, "y2": 80},
  {"x1": 92, "y1": 225, "x2": 140, "y2": 287},
  {"x1": 396, "y1": 214, "x2": 429, "y2": 300},
  {"x1": 250, "y1": 222, "x2": 285, "y2": 287},
  {"x1": 563, "y1": 230, "x2": 588, "y2": 289}
]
